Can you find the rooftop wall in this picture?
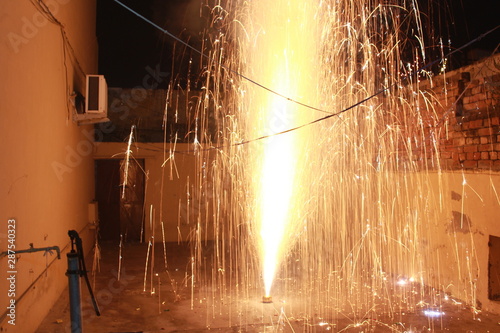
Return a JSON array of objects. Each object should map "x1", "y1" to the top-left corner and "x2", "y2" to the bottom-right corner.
[{"x1": 414, "y1": 53, "x2": 500, "y2": 171}]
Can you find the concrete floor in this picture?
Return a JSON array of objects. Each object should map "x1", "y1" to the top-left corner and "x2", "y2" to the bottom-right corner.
[{"x1": 36, "y1": 241, "x2": 500, "y2": 332}]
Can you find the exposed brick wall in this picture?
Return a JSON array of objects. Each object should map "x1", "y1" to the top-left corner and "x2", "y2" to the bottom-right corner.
[{"x1": 415, "y1": 53, "x2": 500, "y2": 171}]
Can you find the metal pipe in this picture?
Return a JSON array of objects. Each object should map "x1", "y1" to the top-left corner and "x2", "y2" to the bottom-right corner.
[
  {"x1": 67, "y1": 251, "x2": 82, "y2": 333},
  {"x1": 0, "y1": 245, "x2": 61, "y2": 259}
]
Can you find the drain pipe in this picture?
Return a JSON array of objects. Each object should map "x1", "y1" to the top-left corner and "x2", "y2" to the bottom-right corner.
[{"x1": 67, "y1": 230, "x2": 100, "y2": 333}]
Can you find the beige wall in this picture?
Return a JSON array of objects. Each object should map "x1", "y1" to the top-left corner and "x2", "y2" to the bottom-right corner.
[
  {"x1": 94, "y1": 142, "x2": 215, "y2": 244},
  {"x1": 0, "y1": 0, "x2": 98, "y2": 331},
  {"x1": 425, "y1": 171, "x2": 500, "y2": 314},
  {"x1": 369, "y1": 170, "x2": 500, "y2": 314}
]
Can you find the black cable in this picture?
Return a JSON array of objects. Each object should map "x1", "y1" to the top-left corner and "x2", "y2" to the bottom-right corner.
[
  {"x1": 30, "y1": 0, "x2": 88, "y2": 120},
  {"x1": 30, "y1": 0, "x2": 86, "y2": 77},
  {"x1": 112, "y1": 0, "x2": 499, "y2": 154},
  {"x1": 113, "y1": 0, "x2": 332, "y2": 115}
]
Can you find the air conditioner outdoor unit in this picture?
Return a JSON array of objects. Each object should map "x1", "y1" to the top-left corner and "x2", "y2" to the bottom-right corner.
[
  {"x1": 73, "y1": 74, "x2": 109, "y2": 125},
  {"x1": 86, "y1": 74, "x2": 107, "y2": 114}
]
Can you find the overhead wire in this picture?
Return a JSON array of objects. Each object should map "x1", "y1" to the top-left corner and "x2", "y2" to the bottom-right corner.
[
  {"x1": 113, "y1": 0, "x2": 332, "y2": 115},
  {"x1": 112, "y1": 0, "x2": 499, "y2": 154}
]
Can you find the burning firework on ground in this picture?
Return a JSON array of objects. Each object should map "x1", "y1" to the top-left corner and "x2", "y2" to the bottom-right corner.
[{"x1": 118, "y1": 0, "x2": 483, "y2": 330}]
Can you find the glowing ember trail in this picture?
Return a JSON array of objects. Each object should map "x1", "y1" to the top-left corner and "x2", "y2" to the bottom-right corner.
[
  {"x1": 258, "y1": 99, "x2": 295, "y2": 297},
  {"x1": 177, "y1": 0, "x2": 483, "y2": 329},
  {"x1": 112, "y1": 0, "x2": 496, "y2": 329},
  {"x1": 243, "y1": 0, "x2": 319, "y2": 298}
]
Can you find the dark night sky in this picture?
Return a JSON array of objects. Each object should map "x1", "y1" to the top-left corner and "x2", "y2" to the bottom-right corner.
[
  {"x1": 427, "y1": 0, "x2": 499, "y2": 52},
  {"x1": 97, "y1": 0, "x2": 499, "y2": 88}
]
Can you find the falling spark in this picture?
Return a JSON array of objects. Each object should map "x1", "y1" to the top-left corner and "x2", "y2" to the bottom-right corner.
[
  {"x1": 91, "y1": 237, "x2": 101, "y2": 290},
  {"x1": 117, "y1": 233, "x2": 123, "y2": 281},
  {"x1": 161, "y1": 221, "x2": 168, "y2": 270},
  {"x1": 151, "y1": 208, "x2": 155, "y2": 295},
  {"x1": 157, "y1": 273, "x2": 162, "y2": 314},
  {"x1": 144, "y1": 240, "x2": 151, "y2": 292},
  {"x1": 121, "y1": 125, "x2": 135, "y2": 199},
  {"x1": 191, "y1": 256, "x2": 195, "y2": 310}
]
